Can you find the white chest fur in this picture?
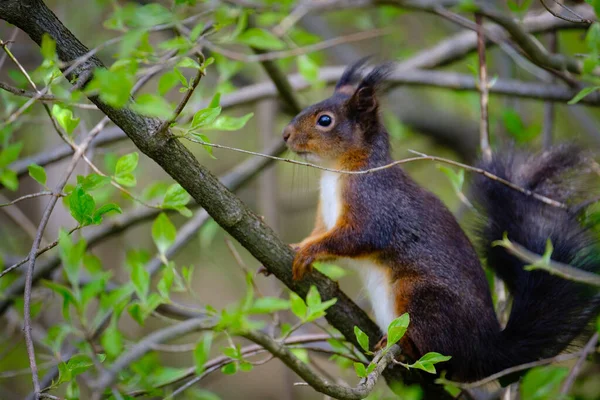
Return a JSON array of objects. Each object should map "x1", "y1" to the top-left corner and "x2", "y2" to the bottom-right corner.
[
  {"x1": 318, "y1": 172, "x2": 396, "y2": 331},
  {"x1": 320, "y1": 171, "x2": 342, "y2": 230}
]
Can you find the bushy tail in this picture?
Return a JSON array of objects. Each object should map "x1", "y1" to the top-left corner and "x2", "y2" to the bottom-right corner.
[{"x1": 472, "y1": 145, "x2": 600, "y2": 373}]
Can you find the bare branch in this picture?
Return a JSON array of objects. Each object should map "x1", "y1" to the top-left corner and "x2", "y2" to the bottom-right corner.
[
  {"x1": 438, "y1": 351, "x2": 585, "y2": 390},
  {"x1": 92, "y1": 317, "x2": 216, "y2": 397},
  {"x1": 560, "y1": 332, "x2": 599, "y2": 395},
  {"x1": 243, "y1": 330, "x2": 401, "y2": 400},
  {"x1": 494, "y1": 238, "x2": 600, "y2": 287},
  {"x1": 475, "y1": 13, "x2": 491, "y2": 163}
]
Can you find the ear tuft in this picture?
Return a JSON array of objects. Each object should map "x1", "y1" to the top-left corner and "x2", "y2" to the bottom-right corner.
[
  {"x1": 357, "y1": 62, "x2": 395, "y2": 93},
  {"x1": 335, "y1": 56, "x2": 371, "y2": 92},
  {"x1": 348, "y1": 62, "x2": 395, "y2": 114}
]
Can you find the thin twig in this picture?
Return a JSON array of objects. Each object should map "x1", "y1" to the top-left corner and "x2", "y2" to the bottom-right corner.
[
  {"x1": 181, "y1": 137, "x2": 567, "y2": 208},
  {"x1": 92, "y1": 317, "x2": 216, "y2": 397},
  {"x1": 495, "y1": 238, "x2": 600, "y2": 287},
  {"x1": 540, "y1": 0, "x2": 593, "y2": 25},
  {"x1": 0, "y1": 81, "x2": 98, "y2": 108},
  {"x1": 560, "y1": 332, "x2": 598, "y2": 395},
  {"x1": 155, "y1": 55, "x2": 205, "y2": 134},
  {"x1": 205, "y1": 27, "x2": 394, "y2": 63},
  {"x1": 0, "y1": 192, "x2": 58, "y2": 208},
  {"x1": 543, "y1": 31, "x2": 558, "y2": 149},
  {"x1": 243, "y1": 330, "x2": 401, "y2": 400},
  {"x1": 475, "y1": 13, "x2": 492, "y2": 163},
  {"x1": 438, "y1": 351, "x2": 584, "y2": 390}
]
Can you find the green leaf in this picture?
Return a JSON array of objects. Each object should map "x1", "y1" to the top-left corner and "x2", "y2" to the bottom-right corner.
[
  {"x1": 92, "y1": 203, "x2": 122, "y2": 225},
  {"x1": 53, "y1": 105, "x2": 79, "y2": 136},
  {"x1": 77, "y1": 174, "x2": 111, "y2": 191},
  {"x1": 152, "y1": 213, "x2": 176, "y2": 255},
  {"x1": 163, "y1": 183, "x2": 190, "y2": 209},
  {"x1": 57, "y1": 362, "x2": 72, "y2": 386},
  {"x1": 237, "y1": 28, "x2": 286, "y2": 50},
  {"x1": 249, "y1": 297, "x2": 291, "y2": 314},
  {"x1": 290, "y1": 348, "x2": 309, "y2": 364},
  {"x1": 189, "y1": 133, "x2": 216, "y2": 158},
  {"x1": 114, "y1": 152, "x2": 139, "y2": 187},
  {"x1": 208, "y1": 113, "x2": 254, "y2": 131},
  {"x1": 209, "y1": 92, "x2": 221, "y2": 108},
  {"x1": 354, "y1": 326, "x2": 370, "y2": 353},
  {"x1": 0, "y1": 169, "x2": 18, "y2": 191},
  {"x1": 41, "y1": 34, "x2": 57, "y2": 61},
  {"x1": 28, "y1": 164, "x2": 47, "y2": 186},
  {"x1": 290, "y1": 292, "x2": 307, "y2": 320},
  {"x1": 190, "y1": 22, "x2": 205, "y2": 42},
  {"x1": 306, "y1": 285, "x2": 321, "y2": 309},
  {"x1": 194, "y1": 332, "x2": 213, "y2": 375},
  {"x1": 437, "y1": 166, "x2": 464, "y2": 193},
  {"x1": 157, "y1": 265, "x2": 174, "y2": 300},
  {"x1": 568, "y1": 86, "x2": 600, "y2": 105},
  {"x1": 221, "y1": 362, "x2": 237, "y2": 375},
  {"x1": 0, "y1": 142, "x2": 23, "y2": 168},
  {"x1": 87, "y1": 68, "x2": 134, "y2": 108},
  {"x1": 158, "y1": 70, "x2": 181, "y2": 95},
  {"x1": 313, "y1": 262, "x2": 347, "y2": 280},
  {"x1": 67, "y1": 354, "x2": 94, "y2": 377},
  {"x1": 69, "y1": 186, "x2": 96, "y2": 225},
  {"x1": 192, "y1": 107, "x2": 222, "y2": 129},
  {"x1": 131, "y1": 258, "x2": 150, "y2": 302},
  {"x1": 57, "y1": 229, "x2": 86, "y2": 288},
  {"x1": 387, "y1": 313, "x2": 410, "y2": 349},
  {"x1": 354, "y1": 362, "x2": 368, "y2": 378},
  {"x1": 410, "y1": 352, "x2": 451, "y2": 374},
  {"x1": 130, "y1": 94, "x2": 173, "y2": 118},
  {"x1": 298, "y1": 55, "x2": 319, "y2": 84},
  {"x1": 521, "y1": 366, "x2": 569, "y2": 400}
]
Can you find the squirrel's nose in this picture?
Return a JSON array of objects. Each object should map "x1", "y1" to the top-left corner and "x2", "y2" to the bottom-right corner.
[{"x1": 282, "y1": 125, "x2": 294, "y2": 142}]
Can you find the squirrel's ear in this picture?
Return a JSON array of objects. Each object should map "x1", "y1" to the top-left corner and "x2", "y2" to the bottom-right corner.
[
  {"x1": 349, "y1": 86, "x2": 378, "y2": 113},
  {"x1": 348, "y1": 63, "x2": 394, "y2": 114}
]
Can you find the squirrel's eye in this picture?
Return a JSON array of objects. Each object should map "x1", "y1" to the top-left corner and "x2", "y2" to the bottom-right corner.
[{"x1": 317, "y1": 114, "x2": 333, "y2": 127}]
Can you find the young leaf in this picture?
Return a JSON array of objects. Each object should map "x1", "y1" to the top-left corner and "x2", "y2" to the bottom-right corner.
[
  {"x1": 208, "y1": 113, "x2": 254, "y2": 131},
  {"x1": 192, "y1": 107, "x2": 222, "y2": 129},
  {"x1": 568, "y1": 86, "x2": 600, "y2": 105},
  {"x1": 387, "y1": 313, "x2": 410, "y2": 348},
  {"x1": 28, "y1": 164, "x2": 47, "y2": 186},
  {"x1": 249, "y1": 297, "x2": 291, "y2": 314},
  {"x1": 313, "y1": 262, "x2": 347, "y2": 280},
  {"x1": 152, "y1": 213, "x2": 176, "y2": 255},
  {"x1": 221, "y1": 362, "x2": 237, "y2": 375},
  {"x1": 194, "y1": 332, "x2": 213, "y2": 375},
  {"x1": 131, "y1": 258, "x2": 150, "y2": 302},
  {"x1": 52, "y1": 104, "x2": 80, "y2": 136},
  {"x1": 297, "y1": 55, "x2": 319, "y2": 84},
  {"x1": 114, "y1": 152, "x2": 139, "y2": 187},
  {"x1": 163, "y1": 183, "x2": 191, "y2": 209},
  {"x1": 289, "y1": 292, "x2": 307, "y2": 320},
  {"x1": 237, "y1": 28, "x2": 286, "y2": 50},
  {"x1": 0, "y1": 142, "x2": 23, "y2": 168},
  {"x1": 306, "y1": 285, "x2": 321, "y2": 309},
  {"x1": 92, "y1": 203, "x2": 122, "y2": 225},
  {"x1": 68, "y1": 186, "x2": 96, "y2": 225},
  {"x1": 101, "y1": 318, "x2": 123, "y2": 359},
  {"x1": 354, "y1": 326, "x2": 370, "y2": 353},
  {"x1": 130, "y1": 93, "x2": 173, "y2": 118},
  {"x1": 410, "y1": 352, "x2": 451, "y2": 374},
  {"x1": 354, "y1": 362, "x2": 368, "y2": 378}
]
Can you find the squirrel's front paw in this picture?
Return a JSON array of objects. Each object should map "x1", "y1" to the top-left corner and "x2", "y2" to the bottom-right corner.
[{"x1": 292, "y1": 246, "x2": 317, "y2": 280}]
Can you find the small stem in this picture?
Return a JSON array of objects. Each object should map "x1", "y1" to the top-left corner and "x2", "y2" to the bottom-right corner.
[{"x1": 475, "y1": 13, "x2": 492, "y2": 163}]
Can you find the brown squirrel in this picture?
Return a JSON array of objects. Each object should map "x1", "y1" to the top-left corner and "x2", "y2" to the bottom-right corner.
[{"x1": 282, "y1": 59, "x2": 600, "y2": 382}]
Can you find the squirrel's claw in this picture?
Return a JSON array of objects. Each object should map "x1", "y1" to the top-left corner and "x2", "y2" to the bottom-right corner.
[{"x1": 292, "y1": 246, "x2": 316, "y2": 280}]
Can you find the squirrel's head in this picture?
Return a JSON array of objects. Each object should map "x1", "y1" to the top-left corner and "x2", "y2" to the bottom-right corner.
[{"x1": 283, "y1": 59, "x2": 393, "y2": 168}]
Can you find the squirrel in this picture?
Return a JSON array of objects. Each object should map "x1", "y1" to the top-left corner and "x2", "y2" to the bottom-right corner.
[{"x1": 282, "y1": 59, "x2": 600, "y2": 382}]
